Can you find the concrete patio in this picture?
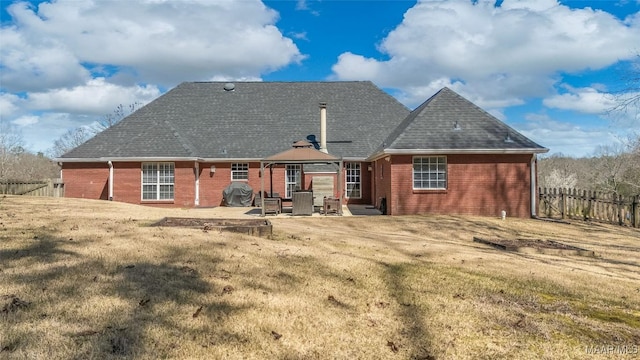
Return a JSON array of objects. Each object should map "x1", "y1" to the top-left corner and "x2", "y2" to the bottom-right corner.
[{"x1": 189, "y1": 204, "x2": 382, "y2": 219}]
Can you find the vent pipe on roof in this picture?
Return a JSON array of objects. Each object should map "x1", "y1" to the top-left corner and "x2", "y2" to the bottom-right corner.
[{"x1": 319, "y1": 102, "x2": 328, "y2": 153}]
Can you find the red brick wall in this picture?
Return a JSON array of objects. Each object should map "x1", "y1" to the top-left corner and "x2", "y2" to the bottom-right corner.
[
  {"x1": 373, "y1": 158, "x2": 393, "y2": 213},
  {"x1": 64, "y1": 161, "x2": 300, "y2": 207},
  {"x1": 303, "y1": 162, "x2": 372, "y2": 204},
  {"x1": 64, "y1": 161, "x2": 196, "y2": 207},
  {"x1": 345, "y1": 162, "x2": 372, "y2": 205},
  {"x1": 62, "y1": 162, "x2": 109, "y2": 200},
  {"x1": 198, "y1": 162, "x2": 265, "y2": 207},
  {"x1": 62, "y1": 156, "x2": 534, "y2": 216},
  {"x1": 387, "y1": 154, "x2": 533, "y2": 218},
  {"x1": 110, "y1": 161, "x2": 195, "y2": 207},
  {"x1": 112, "y1": 162, "x2": 139, "y2": 202}
]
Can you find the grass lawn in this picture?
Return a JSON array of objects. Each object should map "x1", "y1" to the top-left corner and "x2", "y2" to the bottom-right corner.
[{"x1": 1, "y1": 196, "x2": 639, "y2": 359}]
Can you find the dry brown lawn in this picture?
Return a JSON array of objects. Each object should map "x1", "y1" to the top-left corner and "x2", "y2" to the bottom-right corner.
[{"x1": 1, "y1": 196, "x2": 639, "y2": 359}]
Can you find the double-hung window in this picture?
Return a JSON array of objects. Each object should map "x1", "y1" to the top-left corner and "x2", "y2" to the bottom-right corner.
[
  {"x1": 345, "y1": 162, "x2": 361, "y2": 198},
  {"x1": 142, "y1": 162, "x2": 175, "y2": 200},
  {"x1": 231, "y1": 163, "x2": 249, "y2": 180},
  {"x1": 413, "y1": 156, "x2": 447, "y2": 190},
  {"x1": 285, "y1": 164, "x2": 301, "y2": 198}
]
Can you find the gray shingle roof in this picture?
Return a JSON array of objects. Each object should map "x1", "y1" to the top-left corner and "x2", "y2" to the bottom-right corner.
[
  {"x1": 61, "y1": 81, "x2": 411, "y2": 160},
  {"x1": 61, "y1": 83, "x2": 546, "y2": 161},
  {"x1": 377, "y1": 87, "x2": 547, "y2": 154}
]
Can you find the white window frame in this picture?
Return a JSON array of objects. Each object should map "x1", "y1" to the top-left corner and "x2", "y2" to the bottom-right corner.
[
  {"x1": 231, "y1": 163, "x2": 249, "y2": 180},
  {"x1": 141, "y1": 162, "x2": 175, "y2": 200},
  {"x1": 285, "y1": 164, "x2": 301, "y2": 198},
  {"x1": 345, "y1": 162, "x2": 361, "y2": 199},
  {"x1": 413, "y1": 156, "x2": 447, "y2": 190}
]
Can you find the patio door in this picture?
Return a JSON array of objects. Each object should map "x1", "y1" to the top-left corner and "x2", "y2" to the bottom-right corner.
[{"x1": 285, "y1": 164, "x2": 301, "y2": 198}]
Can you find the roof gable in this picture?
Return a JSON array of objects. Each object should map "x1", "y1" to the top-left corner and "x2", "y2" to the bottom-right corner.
[{"x1": 378, "y1": 87, "x2": 547, "y2": 154}]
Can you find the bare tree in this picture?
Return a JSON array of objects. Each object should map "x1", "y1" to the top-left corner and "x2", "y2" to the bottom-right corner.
[
  {"x1": 0, "y1": 121, "x2": 59, "y2": 180},
  {"x1": 540, "y1": 54, "x2": 640, "y2": 196},
  {"x1": 49, "y1": 127, "x2": 93, "y2": 158},
  {"x1": 49, "y1": 102, "x2": 143, "y2": 158},
  {"x1": 92, "y1": 102, "x2": 142, "y2": 134},
  {"x1": 538, "y1": 154, "x2": 587, "y2": 189},
  {"x1": 0, "y1": 120, "x2": 25, "y2": 180},
  {"x1": 598, "y1": 53, "x2": 640, "y2": 196},
  {"x1": 610, "y1": 54, "x2": 640, "y2": 124},
  {"x1": 544, "y1": 168, "x2": 577, "y2": 189},
  {"x1": 13, "y1": 152, "x2": 60, "y2": 180},
  {"x1": 589, "y1": 138, "x2": 640, "y2": 196}
]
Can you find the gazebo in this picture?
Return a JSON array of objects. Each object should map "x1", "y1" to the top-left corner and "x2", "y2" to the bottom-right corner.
[{"x1": 259, "y1": 140, "x2": 343, "y2": 216}]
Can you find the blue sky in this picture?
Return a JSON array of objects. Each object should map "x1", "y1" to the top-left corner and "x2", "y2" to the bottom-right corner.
[{"x1": 1, "y1": 0, "x2": 639, "y2": 157}]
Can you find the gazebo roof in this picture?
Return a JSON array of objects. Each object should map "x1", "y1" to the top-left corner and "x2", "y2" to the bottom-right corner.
[{"x1": 262, "y1": 141, "x2": 340, "y2": 163}]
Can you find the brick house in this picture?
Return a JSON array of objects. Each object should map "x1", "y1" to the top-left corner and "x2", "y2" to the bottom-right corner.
[{"x1": 57, "y1": 82, "x2": 548, "y2": 217}]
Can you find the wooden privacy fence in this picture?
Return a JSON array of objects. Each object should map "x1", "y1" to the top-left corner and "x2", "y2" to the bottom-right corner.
[
  {"x1": 0, "y1": 179, "x2": 64, "y2": 197},
  {"x1": 539, "y1": 187, "x2": 639, "y2": 228}
]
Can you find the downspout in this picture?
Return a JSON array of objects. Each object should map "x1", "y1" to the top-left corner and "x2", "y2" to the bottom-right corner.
[
  {"x1": 338, "y1": 160, "x2": 343, "y2": 215},
  {"x1": 530, "y1": 154, "x2": 537, "y2": 217},
  {"x1": 261, "y1": 162, "x2": 265, "y2": 217},
  {"x1": 108, "y1": 161, "x2": 113, "y2": 201},
  {"x1": 195, "y1": 162, "x2": 200, "y2": 206}
]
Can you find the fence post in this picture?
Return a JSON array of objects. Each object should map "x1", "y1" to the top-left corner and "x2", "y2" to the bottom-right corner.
[
  {"x1": 633, "y1": 195, "x2": 639, "y2": 228},
  {"x1": 53, "y1": 179, "x2": 64, "y2": 198},
  {"x1": 560, "y1": 188, "x2": 565, "y2": 219},
  {"x1": 583, "y1": 190, "x2": 589, "y2": 221},
  {"x1": 538, "y1": 187, "x2": 543, "y2": 217},
  {"x1": 616, "y1": 194, "x2": 623, "y2": 226},
  {"x1": 547, "y1": 188, "x2": 556, "y2": 217}
]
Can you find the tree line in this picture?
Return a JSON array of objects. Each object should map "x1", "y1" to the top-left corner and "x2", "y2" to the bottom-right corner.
[
  {"x1": 538, "y1": 135, "x2": 640, "y2": 197},
  {"x1": 539, "y1": 54, "x2": 639, "y2": 197},
  {"x1": 0, "y1": 103, "x2": 140, "y2": 181}
]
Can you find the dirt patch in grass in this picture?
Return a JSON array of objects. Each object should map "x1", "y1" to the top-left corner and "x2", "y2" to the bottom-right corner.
[
  {"x1": 473, "y1": 237, "x2": 596, "y2": 256},
  {"x1": 151, "y1": 217, "x2": 272, "y2": 237}
]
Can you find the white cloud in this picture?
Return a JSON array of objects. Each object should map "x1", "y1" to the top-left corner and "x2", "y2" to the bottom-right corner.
[
  {"x1": 16, "y1": 112, "x2": 86, "y2": 153},
  {"x1": 331, "y1": 52, "x2": 383, "y2": 80},
  {"x1": 0, "y1": 92, "x2": 22, "y2": 118},
  {"x1": 1, "y1": 0, "x2": 304, "y2": 90},
  {"x1": 500, "y1": 0, "x2": 559, "y2": 11},
  {"x1": 0, "y1": 0, "x2": 307, "y2": 154},
  {"x1": 12, "y1": 115, "x2": 39, "y2": 126},
  {"x1": 290, "y1": 31, "x2": 309, "y2": 41},
  {"x1": 518, "y1": 113, "x2": 622, "y2": 157},
  {"x1": 0, "y1": 26, "x2": 90, "y2": 91},
  {"x1": 331, "y1": 0, "x2": 640, "y2": 108},
  {"x1": 543, "y1": 86, "x2": 618, "y2": 114},
  {"x1": 25, "y1": 78, "x2": 161, "y2": 115},
  {"x1": 296, "y1": 0, "x2": 309, "y2": 11},
  {"x1": 542, "y1": 84, "x2": 639, "y2": 128}
]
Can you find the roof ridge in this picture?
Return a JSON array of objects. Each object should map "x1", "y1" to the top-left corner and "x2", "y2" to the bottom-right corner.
[
  {"x1": 378, "y1": 87, "x2": 446, "y2": 151},
  {"x1": 161, "y1": 119, "x2": 200, "y2": 157},
  {"x1": 188, "y1": 80, "x2": 375, "y2": 84},
  {"x1": 371, "y1": 87, "x2": 547, "y2": 156},
  {"x1": 440, "y1": 88, "x2": 546, "y2": 147}
]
